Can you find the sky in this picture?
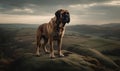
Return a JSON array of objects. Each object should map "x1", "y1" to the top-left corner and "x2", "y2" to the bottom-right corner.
[{"x1": 0, "y1": 0, "x2": 120, "y2": 25}]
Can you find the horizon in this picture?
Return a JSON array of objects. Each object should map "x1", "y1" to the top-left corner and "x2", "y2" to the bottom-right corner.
[
  {"x1": 0, "y1": 22, "x2": 120, "y2": 26},
  {"x1": 0, "y1": 0, "x2": 120, "y2": 25}
]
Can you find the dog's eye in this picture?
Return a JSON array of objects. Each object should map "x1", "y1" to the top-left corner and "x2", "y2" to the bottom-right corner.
[
  {"x1": 62, "y1": 13, "x2": 65, "y2": 15},
  {"x1": 66, "y1": 13, "x2": 69, "y2": 15}
]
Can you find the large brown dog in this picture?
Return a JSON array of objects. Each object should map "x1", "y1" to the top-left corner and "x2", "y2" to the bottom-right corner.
[{"x1": 36, "y1": 9, "x2": 70, "y2": 58}]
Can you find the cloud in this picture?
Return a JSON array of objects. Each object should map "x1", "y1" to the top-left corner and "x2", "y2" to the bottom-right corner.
[
  {"x1": 0, "y1": 0, "x2": 113, "y2": 15},
  {"x1": 104, "y1": 0, "x2": 120, "y2": 6},
  {"x1": 12, "y1": 8, "x2": 34, "y2": 13},
  {"x1": 0, "y1": 0, "x2": 120, "y2": 24},
  {"x1": 0, "y1": 14, "x2": 53, "y2": 24}
]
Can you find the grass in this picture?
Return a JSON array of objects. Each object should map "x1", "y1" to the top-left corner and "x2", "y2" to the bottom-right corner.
[{"x1": 0, "y1": 25, "x2": 120, "y2": 71}]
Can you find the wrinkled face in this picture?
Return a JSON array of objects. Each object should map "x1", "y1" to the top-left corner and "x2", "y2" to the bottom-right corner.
[
  {"x1": 55, "y1": 9, "x2": 70, "y2": 28},
  {"x1": 61, "y1": 11, "x2": 70, "y2": 24}
]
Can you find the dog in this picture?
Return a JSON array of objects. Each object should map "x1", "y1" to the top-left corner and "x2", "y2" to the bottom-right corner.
[{"x1": 36, "y1": 9, "x2": 70, "y2": 58}]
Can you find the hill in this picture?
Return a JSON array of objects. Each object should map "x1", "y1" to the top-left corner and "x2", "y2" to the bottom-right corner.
[
  {"x1": 9, "y1": 49, "x2": 119, "y2": 71},
  {"x1": 0, "y1": 23, "x2": 120, "y2": 71},
  {"x1": 66, "y1": 23, "x2": 120, "y2": 40}
]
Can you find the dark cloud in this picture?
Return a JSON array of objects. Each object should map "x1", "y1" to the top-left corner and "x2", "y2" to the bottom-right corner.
[
  {"x1": 0, "y1": 0, "x2": 112, "y2": 6},
  {"x1": 0, "y1": 0, "x2": 120, "y2": 24},
  {"x1": 87, "y1": 4, "x2": 120, "y2": 20},
  {"x1": 0, "y1": 0, "x2": 113, "y2": 15}
]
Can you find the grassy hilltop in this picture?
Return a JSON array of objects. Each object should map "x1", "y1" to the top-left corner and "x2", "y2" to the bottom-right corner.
[{"x1": 0, "y1": 24, "x2": 120, "y2": 71}]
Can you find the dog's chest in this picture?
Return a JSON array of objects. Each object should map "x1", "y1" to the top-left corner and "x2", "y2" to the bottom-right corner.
[
  {"x1": 52, "y1": 32, "x2": 60, "y2": 40},
  {"x1": 52, "y1": 30, "x2": 64, "y2": 40}
]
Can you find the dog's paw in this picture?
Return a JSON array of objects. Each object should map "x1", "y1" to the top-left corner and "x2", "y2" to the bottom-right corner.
[
  {"x1": 50, "y1": 54, "x2": 56, "y2": 59},
  {"x1": 35, "y1": 54, "x2": 40, "y2": 57},
  {"x1": 45, "y1": 51, "x2": 50, "y2": 54},
  {"x1": 59, "y1": 54, "x2": 64, "y2": 57},
  {"x1": 35, "y1": 52, "x2": 40, "y2": 57},
  {"x1": 50, "y1": 56, "x2": 55, "y2": 59}
]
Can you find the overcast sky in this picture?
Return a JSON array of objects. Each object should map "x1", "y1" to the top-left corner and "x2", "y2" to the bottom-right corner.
[{"x1": 0, "y1": 0, "x2": 120, "y2": 25}]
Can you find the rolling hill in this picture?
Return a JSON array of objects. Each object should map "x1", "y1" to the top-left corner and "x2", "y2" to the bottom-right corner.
[{"x1": 0, "y1": 23, "x2": 120, "y2": 71}]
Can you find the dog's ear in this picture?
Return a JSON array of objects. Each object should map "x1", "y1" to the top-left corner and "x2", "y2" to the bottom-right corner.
[
  {"x1": 68, "y1": 13, "x2": 70, "y2": 24},
  {"x1": 55, "y1": 9, "x2": 62, "y2": 20},
  {"x1": 55, "y1": 9, "x2": 63, "y2": 29}
]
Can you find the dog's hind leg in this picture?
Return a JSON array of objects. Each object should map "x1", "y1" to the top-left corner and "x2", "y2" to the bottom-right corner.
[
  {"x1": 36, "y1": 35, "x2": 42, "y2": 56},
  {"x1": 42, "y1": 38, "x2": 49, "y2": 54},
  {"x1": 36, "y1": 42, "x2": 41, "y2": 56}
]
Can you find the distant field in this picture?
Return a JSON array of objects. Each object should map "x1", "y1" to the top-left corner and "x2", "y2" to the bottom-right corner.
[{"x1": 0, "y1": 24, "x2": 120, "y2": 71}]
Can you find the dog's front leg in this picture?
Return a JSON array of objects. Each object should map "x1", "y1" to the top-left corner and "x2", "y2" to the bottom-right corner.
[
  {"x1": 50, "y1": 39, "x2": 55, "y2": 58},
  {"x1": 57, "y1": 38, "x2": 64, "y2": 57}
]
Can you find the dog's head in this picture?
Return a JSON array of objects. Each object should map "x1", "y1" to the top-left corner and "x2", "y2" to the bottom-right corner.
[{"x1": 55, "y1": 9, "x2": 70, "y2": 27}]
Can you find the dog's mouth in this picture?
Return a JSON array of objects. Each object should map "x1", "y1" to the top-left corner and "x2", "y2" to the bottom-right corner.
[
  {"x1": 62, "y1": 13, "x2": 70, "y2": 24},
  {"x1": 62, "y1": 17, "x2": 70, "y2": 27},
  {"x1": 64, "y1": 17, "x2": 70, "y2": 23}
]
